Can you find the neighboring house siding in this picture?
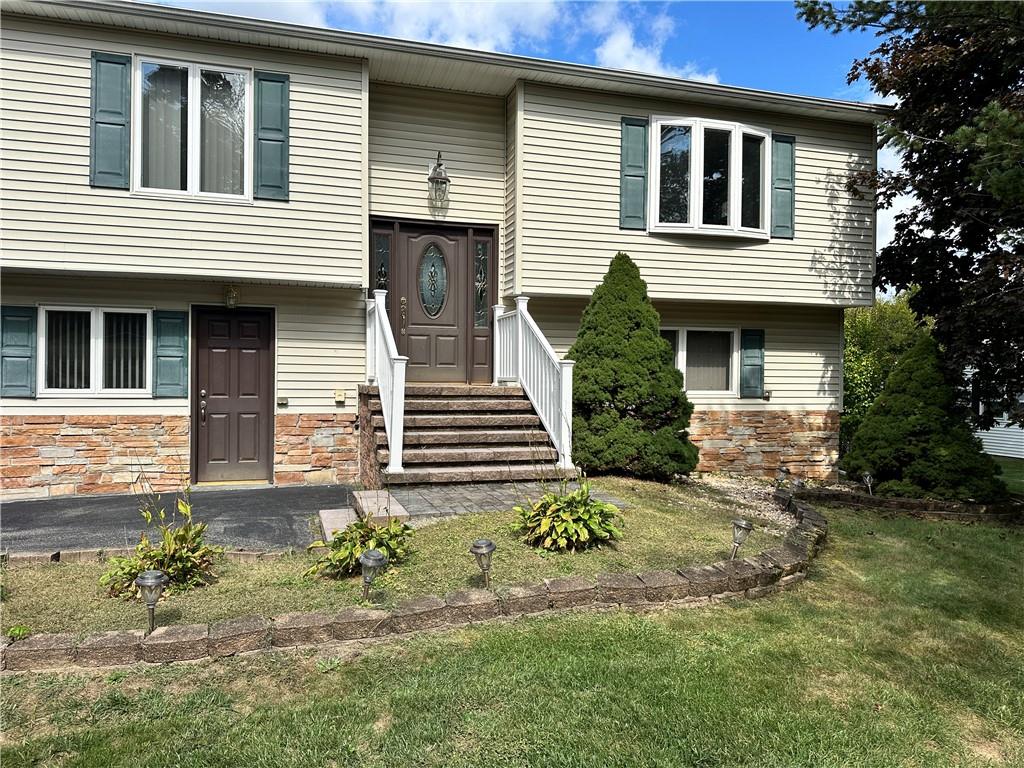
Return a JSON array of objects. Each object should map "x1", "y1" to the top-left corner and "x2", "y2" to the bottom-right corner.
[
  {"x1": 0, "y1": 17, "x2": 365, "y2": 285},
  {"x1": 977, "y1": 418, "x2": 1024, "y2": 459},
  {"x1": 528, "y1": 297, "x2": 843, "y2": 411},
  {"x1": 0, "y1": 274, "x2": 365, "y2": 415},
  {"x1": 517, "y1": 83, "x2": 876, "y2": 306}
]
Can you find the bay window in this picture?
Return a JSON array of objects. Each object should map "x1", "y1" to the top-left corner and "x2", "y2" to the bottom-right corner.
[
  {"x1": 134, "y1": 57, "x2": 251, "y2": 199},
  {"x1": 649, "y1": 118, "x2": 770, "y2": 237}
]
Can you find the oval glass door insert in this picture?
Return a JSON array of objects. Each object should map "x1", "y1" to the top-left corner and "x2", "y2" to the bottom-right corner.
[{"x1": 418, "y1": 243, "x2": 448, "y2": 318}]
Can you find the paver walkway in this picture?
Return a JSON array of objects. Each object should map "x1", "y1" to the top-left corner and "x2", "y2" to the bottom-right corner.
[{"x1": 392, "y1": 481, "x2": 626, "y2": 522}]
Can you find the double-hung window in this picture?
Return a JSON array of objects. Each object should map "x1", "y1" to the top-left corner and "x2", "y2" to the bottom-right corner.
[
  {"x1": 38, "y1": 307, "x2": 151, "y2": 396},
  {"x1": 133, "y1": 58, "x2": 252, "y2": 200},
  {"x1": 649, "y1": 117, "x2": 771, "y2": 238}
]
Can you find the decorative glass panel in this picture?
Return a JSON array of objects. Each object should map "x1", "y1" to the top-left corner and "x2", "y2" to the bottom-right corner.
[
  {"x1": 45, "y1": 310, "x2": 91, "y2": 390},
  {"x1": 741, "y1": 134, "x2": 764, "y2": 229},
  {"x1": 659, "y1": 125, "x2": 691, "y2": 224},
  {"x1": 373, "y1": 233, "x2": 391, "y2": 291},
  {"x1": 141, "y1": 62, "x2": 188, "y2": 191},
  {"x1": 418, "y1": 243, "x2": 448, "y2": 318},
  {"x1": 702, "y1": 128, "x2": 731, "y2": 226},
  {"x1": 474, "y1": 241, "x2": 489, "y2": 328},
  {"x1": 200, "y1": 70, "x2": 246, "y2": 195},
  {"x1": 686, "y1": 330, "x2": 732, "y2": 391},
  {"x1": 103, "y1": 312, "x2": 146, "y2": 390}
]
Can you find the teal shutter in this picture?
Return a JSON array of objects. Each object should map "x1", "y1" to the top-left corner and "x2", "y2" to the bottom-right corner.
[
  {"x1": 1, "y1": 306, "x2": 37, "y2": 398},
  {"x1": 254, "y1": 71, "x2": 290, "y2": 201},
  {"x1": 740, "y1": 329, "x2": 765, "y2": 399},
  {"x1": 152, "y1": 311, "x2": 189, "y2": 398},
  {"x1": 771, "y1": 134, "x2": 795, "y2": 238},
  {"x1": 90, "y1": 51, "x2": 131, "y2": 189},
  {"x1": 620, "y1": 117, "x2": 648, "y2": 229}
]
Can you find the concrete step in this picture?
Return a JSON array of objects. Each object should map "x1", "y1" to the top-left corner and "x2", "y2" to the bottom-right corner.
[
  {"x1": 372, "y1": 413, "x2": 543, "y2": 429},
  {"x1": 378, "y1": 445, "x2": 557, "y2": 465},
  {"x1": 369, "y1": 398, "x2": 535, "y2": 413},
  {"x1": 375, "y1": 429, "x2": 551, "y2": 446},
  {"x1": 361, "y1": 384, "x2": 525, "y2": 398},
  {"x1": 384, "y1": 463, "x2": 574, "y2": 485},
  {"x1": 351, "y1": 490, "x2": 409, "y2": 524}
]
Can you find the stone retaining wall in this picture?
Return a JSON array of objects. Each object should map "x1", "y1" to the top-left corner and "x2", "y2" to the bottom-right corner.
[
  {"x1": 798, "y1": 487, "x2": 1023, "y2": 524},
  {"x1": 0, "y1": 489, "x2": 830, "y2": 672}
]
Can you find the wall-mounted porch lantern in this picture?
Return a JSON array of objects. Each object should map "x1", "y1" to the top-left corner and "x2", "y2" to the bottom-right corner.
[
  {"x1": 427, "y1": 151, "x2": 450, "y2": 203},
  {"x1": 224, "y1": 285, "x2": 240, "y2": 309}
]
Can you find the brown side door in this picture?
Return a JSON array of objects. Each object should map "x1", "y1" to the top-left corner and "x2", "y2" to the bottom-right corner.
[{"x1": 193, "y1": 307, "x2": 274, "y2": 483}]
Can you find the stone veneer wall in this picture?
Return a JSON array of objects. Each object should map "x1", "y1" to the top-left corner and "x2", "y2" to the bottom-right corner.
[
  {"x1": 273, "y1": 413, "x2": 358, "y2": 486},
  {"x1": 689, "y1": 409, "x2": 840, "y2": 480}
]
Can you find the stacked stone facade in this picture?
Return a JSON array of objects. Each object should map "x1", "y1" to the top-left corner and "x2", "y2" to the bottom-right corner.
[
  {"x1": 273, "y1": 413, "x2": 358, "y2": 486},
  {"x1": 689, "y1": 409, "x2": 840, "y2": 480}
]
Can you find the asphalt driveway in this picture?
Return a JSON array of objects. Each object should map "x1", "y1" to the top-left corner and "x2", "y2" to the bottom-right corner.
[{"x1": 1, "y1": 484, "x2": 353, "y2": 553}]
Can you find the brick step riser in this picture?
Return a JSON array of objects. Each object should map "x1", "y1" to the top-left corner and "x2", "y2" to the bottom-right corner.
[
  {"x1": 367, "y1": 399, "x2": 535, "y2": 414},
  {"x1": 384, "y1": 465, "x2": 573, "y2": 485},
  {"x1": 371, "y1": 415, "x2": 544, "y2": 429},
  {"x1": 377, "y1": 448, "x2": 558, "y2": 465},
  {"x1": 361, "y1": 385, "x2": 525, "y2": 398},
  {"x1": 374, "y1": 430, "x2": 552, "y2": 446}
]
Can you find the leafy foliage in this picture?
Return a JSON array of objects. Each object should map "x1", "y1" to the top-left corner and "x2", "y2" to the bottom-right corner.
[
  {"x1": 568, "y1": 252, "x2": 698, "y2": 481},
  {"x1": 515, "y1": 477, "x2": 623, "y2": 552},
  {"x1": 6, "y1": 624, "x2": 31, "y2": 641},
  {"x1": 798, "y1": 1, "x2": 1024, "y2": 428},
  {"x1": 841, "y1": 336, "x2": 1008, "y2": 502},
  {"x1": 842, "y1": 292, "x2": 932, "y2": 453},
  {"x1": 306, "y1": 517, "x2": 413, "y2": 579},
  {"x1": 99, "y1": 494, "x2": 222, "y2": 599}
]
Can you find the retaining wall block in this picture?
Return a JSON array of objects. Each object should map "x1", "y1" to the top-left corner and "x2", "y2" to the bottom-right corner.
[
  {"x1": 746, "y1": 584, "x2": 781, "y2": 599},
  {"x1": 638, "y1": 570, "x2": 690, "y2": 602},
  {"x1": 141, "y1": 624, "x2": 209, "y2": 663},
  {"x1": 544, "y1": 576, "x2": 597, "y2": 609},
  {"x1": 778, "y1": 572, "x2": 807, "y2": 590},
  {"x1": 390, "y1": 596, "x2": 449, "y2": 633},
  {"x1": 747, "y1": 554, "x2": 783, "y2": 586},
  {"x1": 332, "y1": 607, "x2": 391, "y2": 640},
  {"x1": 761, "y1": 547, "x2": 808, "y2": 577},
  {"x1": 498, "y1": 583, "x2": 550, "y2": 615},
  {"x1": 714, "y1": 559, "x2": 763, "y2": 592},
  {"x1": 595, "y1": 573, "x2": 646, "y2": 605},
  {"x1": 272, "y1": 612, "x2": 335, "y2": 647},
  {"x1": 679, "y1": 564, "x2": 729, "y2": 597},
  {"x1": 209, "y1": 616, "x2": 271, "y2": 657},
  {"x1": 446, "y1": 589, "x2": 501, "y2": 623},
  {"x1": 76, "y1": 630, "x2": 144, "y2": 666},
  {"x1": 0, "y1": 637, "x2": 9, "y2": 671},
  {"x1": 4, "y1": 633, "x2": 74, "y2": 670}
]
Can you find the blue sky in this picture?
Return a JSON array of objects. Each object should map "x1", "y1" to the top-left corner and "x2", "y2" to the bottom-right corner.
[{"x1": 157, "y1": 1, "x2": 881, "y2": 102}]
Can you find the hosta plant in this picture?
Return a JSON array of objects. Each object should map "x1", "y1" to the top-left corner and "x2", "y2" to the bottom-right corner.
[
  {"x1": 515, "y1": 478, "x2": 623, "y2": 552},
  {"x1": 306, "y1": 517, "x2": 413, "y2": 579}
]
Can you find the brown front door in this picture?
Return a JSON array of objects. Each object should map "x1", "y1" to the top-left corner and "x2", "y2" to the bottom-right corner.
[
  {"x1": 192, "y1": 307, "x2": 274, "y2": 483},
  {"x1": 374, "y1": 221, "x2": 495, "y2": 384}
]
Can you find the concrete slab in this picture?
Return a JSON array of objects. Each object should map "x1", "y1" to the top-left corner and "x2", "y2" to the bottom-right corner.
[
  {"x1": 352, "y1": 490, "x2": 410, "y2": 523},
  {"x1": 318, "y1": 507, "x2": 358, "y2": 540}
]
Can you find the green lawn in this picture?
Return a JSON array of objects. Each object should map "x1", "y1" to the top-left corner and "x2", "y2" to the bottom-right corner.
[
  {"x1": 1, "y1": 478, "x2": 780, "y2": 636},
  {"x1": 995, "y1": 456, "x2": 1024, "y2": 496},
  {"x1": 2, "y1": 502, "x2": 1021, "y2": 767}
]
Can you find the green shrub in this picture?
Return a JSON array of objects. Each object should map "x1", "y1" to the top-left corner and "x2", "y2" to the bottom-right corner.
[
  {"x1": 568, "y1": 253, "x2": 698, "y2": 481},
  {"x1": 840, "y1": 336, "x2": 1008, "y2": 502},
  {"x1": 515, "y1": 477, "x2": 623, "y2": 552},
  {"x1": 306, "y1": 517, "x2": 413, "y2": 579},
  {"x1": 99, "y1": 495, "x2": 222, "y2": 599},
  {"x1": 6, "y1": 624, "x2": 30, "y2": 641}
]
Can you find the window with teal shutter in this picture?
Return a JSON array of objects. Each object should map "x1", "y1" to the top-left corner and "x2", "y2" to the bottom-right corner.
[
  {"x1": 771, "y1": 135, "x2": 795, "y2": 238},
  {"x1": 90, "y1": 51, "x2": 131, "y2": 189},
  {"x1": 1, "y1": 307, "x2": 37, "y2": 398},
  {"x1": 620, "y1": 117, "x2": 648, "y2": 229},
  {"x1": 152, "y1": 311, "x2": 189, "y2": 398},
  {"x1": 740, "y1": 329, "x2": 765, "y2": 399},
  {"x1": 254, "y1": 71, "x2": 290, "y2": 201}
]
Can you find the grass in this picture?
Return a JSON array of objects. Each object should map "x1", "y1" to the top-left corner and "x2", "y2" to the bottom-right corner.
[
  {"x1": 1, "y1": 502, "x2": 1021, "y2": 767},
  {"x1": 995, "y1": 456, "x2": 1024, "y2": 496},
  {"x1": 0, "y1": 478, "x2": 781, "y2": 636}
]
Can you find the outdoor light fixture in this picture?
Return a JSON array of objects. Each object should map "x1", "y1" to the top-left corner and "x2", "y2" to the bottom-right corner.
[
  {"x1": 359, "y1": 548, "x2": 388, "y2": 601},
  {"x1": 775, "y1": 466, "x2": 791, "y2": 486},
  {"x1": 792, "y1": 477, "x2": 806, "y2": 490},
  {"x1": 224, "y1": 284, "x2": 239, "y2": 309},
  {"x1": 470, "y1": 538, "x2": 496, "y2": 589},
  {"x1": 427, "y1": 151, "x2": 450, "y2": 202},
  {"x1": 730, "y1": 519, "x2": 754, "y2": 560},
  {"x1": 863, "y1": 472, "x2": 874, "y2": 496},
  {"x1": 134, "y1": 570, "x2": 169, "y2": 635}
]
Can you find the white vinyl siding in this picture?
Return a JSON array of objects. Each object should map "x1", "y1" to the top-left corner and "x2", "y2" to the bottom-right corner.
[
  {"x1": 976, "y1": 417, "x2": 1024, "y2": 459},
  {"x1": 527, "y1": 297, "x2": 843, "y2": 410},
  {"x1": 517, "y1": 83, "x2": 876, "y2": 306},
  {"x1": 0, "y1": 274, "x2": 366, "y2": 415},
  {"x1": 0, "y1": 17, "x2": 365, "y2": 286}
]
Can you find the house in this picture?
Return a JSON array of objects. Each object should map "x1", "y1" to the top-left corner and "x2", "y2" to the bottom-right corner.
[
  {"x1": 0, "y1": 0, "x2": 883, "y2": 500},
  {"x1": 975, "y1": 398, "x2": 1024, "y2": 460}
]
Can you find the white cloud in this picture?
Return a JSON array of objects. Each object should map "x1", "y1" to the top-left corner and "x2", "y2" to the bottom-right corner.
[{"x1": 153, "y1": 0, "x2": 329, "y2": 27}]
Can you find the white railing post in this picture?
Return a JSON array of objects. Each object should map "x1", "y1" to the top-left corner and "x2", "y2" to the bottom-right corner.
[
  {"x1": 514, "y1": 296, "x2": 529, "y2": 385},
  {"x1": 492, "y1": 303, "x2": 505, "y2": 386},
  {"x1": 388, "y1": 358, "x2": 406, "y2": 474},
  {"x1": 557, "y1": 358, "x2": 574, "y2": 469}
]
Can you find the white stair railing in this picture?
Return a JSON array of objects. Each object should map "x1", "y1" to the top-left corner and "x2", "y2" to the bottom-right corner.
[
  {"x1": 366, "y1": 289, "x2": 407, "y2": 473},
  {"x1": 493, "y1": 296, "x2": 574, "y2": 470}
]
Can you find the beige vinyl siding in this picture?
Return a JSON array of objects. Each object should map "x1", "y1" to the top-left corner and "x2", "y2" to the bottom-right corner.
[
  {"x1": 0, "y1": 17, "x2": 365, "y2": 286},
  {"x1": 0, "y1": 274, "x2": 365, "y2": 415},
  {"x1": 503, "y1": 85, "x2": 520, "y2": 298},
  {"x1": 368, "y1": 82, "x2": 506, "y2": 251},
  {"x1": 527, "y1": 297, "x2": 842, "y2": 410},
  {"x1": 518, "y1": 83, "x2": 876, "y2": 307}
]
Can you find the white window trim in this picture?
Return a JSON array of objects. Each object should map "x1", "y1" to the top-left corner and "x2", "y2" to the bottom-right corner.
[
  {"x1": 131, "y1": 55, "x2": 254, "y2": 202},
  {"x1": 679, "y1": 326, "x2": 741, "y2": 397},
  {"x1": 37, "y1": 306, "x2": 153, "y2": 398},
  {"x1": 648, "y1": 116, "x2": 772, "y2": 239}
]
